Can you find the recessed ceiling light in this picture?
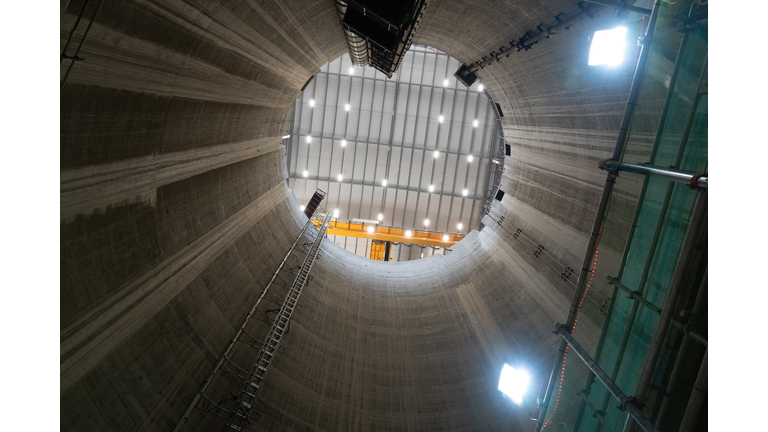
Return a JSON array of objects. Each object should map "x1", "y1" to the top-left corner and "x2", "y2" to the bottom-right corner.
[
  {"x1": 478, "y1": 84, "x2": 484, "y2": 91},
  {"x1": 302, "y1": 170, "x2": 308, "y2": 177},
  {"x1": 433, "y1": 150, "x2": 439, "y2": 159},
  {"x1": 442, "y1": 234, "x2": 449, "y2": 241},
  {"x1": 457, "y1": 222, "x2": 463, "y2": 230},
  {"x1": 438, "y1": 115, "x2": 444, "y2": 123},
  {"x1": 443, "y1": 78, "x2": 449, "y2": 87},
  {"x1": 498, "y1": 364, "x2": 530, "y2": 405},
  {"x1": 300, "y1": 205, "x2": 305, "y2": 211},
  {"x1": 405, "y1": 230, "x2": 412, "y2": 237},
  {"x1": 341, "y1": 139, "x2": 347, "y2": 147},
  {"x1": 589, "y1": 27, "x2": 628, "y2": 66},
  {"x1": 424, "y1": 219, "x2": 430, "y2": 227},
  {"x1": 473, "y1": 119, "x2": 479, "y2": 127},
  {"x1": 462, "y1": 189, "x2": 468, "y2": 196},
  {"x1": 309, "y1": 99, "x2": 315, "y2": 107},
  {"x1": 428, "y1": 185, "x2": 434, "y2": 192},
  {"x1": 382, "y1": 179, "x2": 388, "y2": 187},
  {"x1": 344, "y1": 103, "x2": 350, "y2": 111},
  {"x1": 377, "y1": 213, "x2": 383, "y2": 221},
  {"x1": 367, "y1": 226, "x2": 375, "y2": 233},
  {"x1": 467, "y1": 155, "x2": 474, "y2": 162},
  {"x1": 337, "y1": 174, "x2": 343, "y2": 182}
]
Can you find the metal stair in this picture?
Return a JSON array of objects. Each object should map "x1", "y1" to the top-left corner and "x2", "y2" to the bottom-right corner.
[{"x1": 223, "y1": 210, "x2": 333, "y2": 431}]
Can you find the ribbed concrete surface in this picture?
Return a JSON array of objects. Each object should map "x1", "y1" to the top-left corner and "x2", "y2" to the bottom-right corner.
[{"x1": 60, "y1": 0, "x2": 651, "y2": 430}]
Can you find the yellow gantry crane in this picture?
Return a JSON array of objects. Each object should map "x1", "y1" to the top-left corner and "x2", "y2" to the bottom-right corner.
[{"x1": 310, "y1": 219, "x2": 464, "y2": 261}]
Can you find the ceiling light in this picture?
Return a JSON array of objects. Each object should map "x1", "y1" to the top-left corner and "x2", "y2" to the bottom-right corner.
[
  {"x1": 382, "y1": 179, "x2": 388, "y2": 187},
  {"x1": 457, "y1": 222, "x2": 463, "y2": 230},
  {"x1": 405, "y1": 230, "x2": 412, "y2": 237},
  {"x1": 282, "y1": 134, "x2": 291, "y2": 139},
  {"x1": 424, "y1": 219, "x2": 430, "y2": 227},
  {"x1": 309, "y1": 99, "x2": 315, "y2": 107},
  {"x1": 367, "y1": 226, "x2": 375, "y2": 233},
  {"x1": 588, "y1": 27, "x2": 628, "y2": 66},
  {"x1": 443, "y1": 78, "x2": 449, "y2": 87},
  {"x1": 498, "y1": 364, "x2": 530, "y2": 406},
  {"x1": 473, "y1": 119, "x2": 479, "y2": 127},
  {"x1": 462, "y1": 189, "x2": 468, "y2": 196},
  {"x1": 345, "y1": 103, "x2": 350, "y2": 111},
  {"x1": 442, "y1": 234, "x2": 449, "y2": 241},
  {"x1": 306, "y1": 136, "x2": 312, "y2": 143},
  {"x1": 349, "y1": 67, "x2": 354, "y2": 74},
  {"x1": 341, "y1": 139, "x2": 347, "y2": 147},
  {"x1": 433, "y1": 150, "x2": 439, "y2": 159},
  {"x1": 302, "y1": 170, "x2": 308, "y2": 178},
  {"x1": 337, "y1": 174, "x2": 343, "y2": 182},
  {"x1": 467, "y1": 155, "x2": 474, "y2": 162},
  {"x1": 378, "y1": 213, "x2": 383, "y2": 221},
  {"x1": 300, "y1": 205, "x2": 305, "y2": 211},
  {"x1": 478, "y1": 84, "x2": 484, "y2": 91},
  {"x1": 428, "y1": 185, "x2": 434, "y2": 192},
  {"x1": 438, "y1": 115, "x2": 444, "y2": 123}
]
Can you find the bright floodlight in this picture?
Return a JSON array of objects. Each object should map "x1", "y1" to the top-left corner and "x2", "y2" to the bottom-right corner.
[
  {"x1": 442, "y1": 234, "x2": 449, "y2": 241},
  {"x1": 302, "y1": 170, "x2": 308, "y2": 178},
  {"x1": 405, "y1": 230, "x2": 413, "y2": 237},
  {"x1": 467, "y1": 155, "x2": 474, "y2": 162},
  {"x1": 378, "y1": 213, "x2": 384, "y2": 221},
  {"x1": 438, "y1": 115, "x2": 444, "y2": 123},
  {"x1": 443, "y1": 78, "x2": 449, "y2": 87},
  {"x1": 333, "y1": 208, "x2": 340, "y2": 217},
  {"x1": 282, "y1": 134, "x2": 291, "y2": 139},
  {"x1": 344, "y1": 103, "x2": 351, "y2": 111},
  {"x1": 367, "y1": 226, "x2": 375, "y2": 233},
  {"x1": 341, "y1": 139, "x2": 347, "y2": 147},
  {"x1": 349, "y1": 67, "x2": 354, "y2": 74},
  {"x1": 433, "y1": 150, "x2": 439, "y2": 159},
  {"x1": 382, "y1": 179, "x2": 388, "y2": 187},
  {"x1": 309, "y1": 99, "x2": 315, "y2": 107},
  {"x1": 428, "y1": 185, "x2": 435, "y2": 192},
  {"x1": 424, "y1": 219, "x2": 430, "y2": 227},
  {"x1": 306, "y1": 136, "x2": 312, "y2": 143},
  {"x1": 457, "y1": 222, "x2": 463, "y2": 230},
  {"x1": 462, "y1": 189, "x2": 468, "y2": 196},
  {"x1": 478, "y1": 84, "x2": 484, "y2": 91},
  {"x1": 337, "y1": 174, "x2": 343, "y2": 182},
  {"x1": 300, "y1": 205, "x2": 305, "y2": 211},
  {"x1": 588, "y1": 27, "x2": 628, "y2": 66},
  {"x1": 498, "y1": 364, "x2": 530, "y2": 405},
  {"x1": 473, "y1": 119, "x2": 479, "y2": 128}
]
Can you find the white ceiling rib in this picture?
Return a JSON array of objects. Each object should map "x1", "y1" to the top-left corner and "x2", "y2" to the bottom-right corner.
[{"x1": 286, "y1": 45, "x2": 497, "y2": 261}]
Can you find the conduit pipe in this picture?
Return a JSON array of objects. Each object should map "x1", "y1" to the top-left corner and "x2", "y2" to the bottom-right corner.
[
  {"x1": 582, "y1": 0, "x2": 652, "y2": 15},
  {"x1": 599, "y1": 161, "x2": 707, "y2": 189},
  {"x1": 466, "y1": 3, "x2": 599, "y2": 73},
  {"x1": 60, "y1": 0, "x2": 105, "y2": 88},
  {"x1": 625, "y1": 188, "x2": 707, "y2": 432},
  {"x1": 61, "y1": 0, "x2": 90, "y2": 63},
  {"x1": 534, "y1": 5, "x2": 661, "y2": 430}
]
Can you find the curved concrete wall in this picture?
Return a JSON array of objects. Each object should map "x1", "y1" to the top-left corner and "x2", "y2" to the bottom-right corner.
[{"x1": 60, "y1": 0, "x2": 641, "y2": 430}]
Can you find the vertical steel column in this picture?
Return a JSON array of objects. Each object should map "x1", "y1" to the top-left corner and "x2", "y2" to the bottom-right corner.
[{"x1": 677, "y1": 349, "x2": 707, "y2": 432}]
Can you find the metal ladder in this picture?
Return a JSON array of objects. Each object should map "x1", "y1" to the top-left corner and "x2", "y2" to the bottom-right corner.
[{"x1": 223, "y1": 211, "x2": 333, "y2": 431}]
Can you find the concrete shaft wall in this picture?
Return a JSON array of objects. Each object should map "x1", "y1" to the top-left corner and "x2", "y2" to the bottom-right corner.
[{"x1": 60, "y1": 0, "x2": 645, "y2": 430}]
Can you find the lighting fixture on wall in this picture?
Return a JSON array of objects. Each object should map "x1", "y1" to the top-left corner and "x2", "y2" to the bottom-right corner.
[
  {"x1": 498, "y1": 364, "x2": 530, "y2": 406},
  {"x1": 588, "y1": 27, "x2": 628, "y2": 66}
]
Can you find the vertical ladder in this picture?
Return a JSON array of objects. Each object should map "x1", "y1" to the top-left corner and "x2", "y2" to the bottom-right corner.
[{"x1": 223, "y1": 211, "x2": 333, "y2": 431}]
